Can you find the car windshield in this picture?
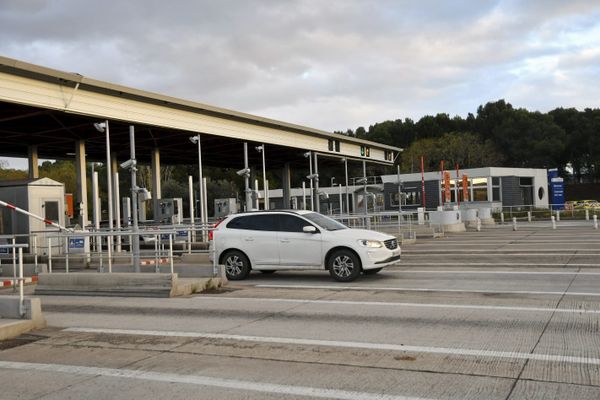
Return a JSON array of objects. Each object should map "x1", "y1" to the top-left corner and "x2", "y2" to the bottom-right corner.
[{"x1": 302, "y1": 212, "x2": 348, "y2": 231}]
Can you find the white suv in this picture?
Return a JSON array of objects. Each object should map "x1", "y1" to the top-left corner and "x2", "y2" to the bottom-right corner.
[{"x1": 210, "y1": 210, "x2": 400, "y2": 282}]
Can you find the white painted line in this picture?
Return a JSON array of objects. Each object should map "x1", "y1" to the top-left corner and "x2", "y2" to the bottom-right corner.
[
  {"x1": 255, "y1": 284, "x2": 600, "y2": 297},
  {"x1": 196, "y1": 296, "x2": 600, "y2": 314},
  {"x1": 64, "y1": 327, "x2": 600, "y2": 367},
  {"x1": 402, "y1": 251, "x2": 600, "y2": 255},
  {"x1": 0, "y1": 360, "x2": 427, "y2": 400},
  {"x1": 399, "y1": 262, "x2": 600, "y2": 267},
  {"x1": 391, "y1": 268, "x2": 600, "y2": 274}
]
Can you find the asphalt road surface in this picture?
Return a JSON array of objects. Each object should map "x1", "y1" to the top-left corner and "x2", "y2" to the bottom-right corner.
[{"x1": 1, "y1": 223, "x2": 600, "y2": 399}]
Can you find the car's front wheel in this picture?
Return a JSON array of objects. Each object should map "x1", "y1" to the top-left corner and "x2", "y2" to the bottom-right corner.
[
  {"x1": 328, "y1": 249, "x2": 361, "y2": 282},
  {"x1": 223, "y1": 250, "x2": 251, "y2": 280}
]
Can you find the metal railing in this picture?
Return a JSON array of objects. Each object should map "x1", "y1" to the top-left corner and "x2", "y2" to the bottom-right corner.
[
  {"x1": 24, "y1": 223, "x2": 219, "y2": 276},
  {"x1": 0, "y1": 242, "x2": 28, "y2": 317}
]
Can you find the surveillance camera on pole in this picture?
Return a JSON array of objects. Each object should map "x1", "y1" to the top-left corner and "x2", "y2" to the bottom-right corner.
[
  {"x1": 255, "y1": 145, "x2": 263, "y2": 152},
  {"x1": 306, "y1": 173, "x2": 319, "y2": 180},
  {"x1": 356, "y1": 177, "x2": 367, "y2": 185},
  {"x1": 189, "y1": 135, "x2": 199, "y2": 144},
  {"x1": 237, "y1": 168, "x2": 251, "y2": 177},
  {"x1": 303, "y1": 151, "x2": 311, "y2": 158},
  {"x1": 120, "y1": 159, "x2": 137, "y2": 170},
  {"x1": 93, "y1": 122, "x2": 106, "y2": 132}
]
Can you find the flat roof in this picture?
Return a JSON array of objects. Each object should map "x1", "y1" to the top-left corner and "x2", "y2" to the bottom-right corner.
[{"x1": 0, "y1": 55, "x2": 400, "y2": 152}]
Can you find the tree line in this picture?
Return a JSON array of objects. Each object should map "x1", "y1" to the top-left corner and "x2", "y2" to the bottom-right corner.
[{"x1": 337, "y1": 100, "x2": 600, "y2": 182}]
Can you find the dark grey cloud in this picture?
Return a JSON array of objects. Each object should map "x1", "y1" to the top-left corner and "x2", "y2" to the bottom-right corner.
[{"x1": 0, "y1": 0, "x2": 599, "y2": 133}]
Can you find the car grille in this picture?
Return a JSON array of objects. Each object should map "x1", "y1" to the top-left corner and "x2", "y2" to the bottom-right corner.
[{"x1": 384, "y1": 238, "x2": 398, "y2": 250}]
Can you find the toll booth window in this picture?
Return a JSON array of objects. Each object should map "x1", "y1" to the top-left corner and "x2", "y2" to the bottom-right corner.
[
  {"x1": 519, "y1": 177, "x2": 533, "y2": 186},
  {"x1": 44, "y1": 201, "x2": 59, "y2": 222}
]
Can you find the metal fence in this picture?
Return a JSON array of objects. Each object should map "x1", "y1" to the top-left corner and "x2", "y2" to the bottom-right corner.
[
  {"x1": 1, "y1": 223, "x2": 219, "y2": 277},
  {"x1": 0, "y1": 242, "x2": 28, "y2": 317}
]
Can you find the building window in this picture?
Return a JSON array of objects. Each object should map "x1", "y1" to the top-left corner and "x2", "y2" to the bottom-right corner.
[
  {"x1": 360, "y1": 145, "x2": 370, "y2": 157},
  {"x1": 44, "y1": 201, "x2": 60, "y2": 222},
  {"x1": 384, "y1": 150, "x2": 394, "y2": 161},
  {"x1": 391, "y1": 190, "x2": 421, "y2": 207},
  {"x1": 471, "y1": 177, "x2": 488, "y2": 202},
  {"x1": 328, "y1": 139, "x2": 341, "y2": 152},
  {"x1": 492, "y1": 177, "x2": 501, "y2": 201}
]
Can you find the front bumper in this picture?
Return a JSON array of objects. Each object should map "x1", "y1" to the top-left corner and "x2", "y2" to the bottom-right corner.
[{"x1": 359, "y1": 245, "x2": 401, "y2": 270}]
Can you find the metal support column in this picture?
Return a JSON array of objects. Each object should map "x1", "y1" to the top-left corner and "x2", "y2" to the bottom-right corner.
[
  {"x1": 28, "y1": 145, "x2": 39, "y2": 179},
  {"x1": 243, "y1": 143, "x2": 252, "y2": 211},
  {"x1": 343, "y1": 158, "x2": 349, "y2": 215},
  {"x1": 282, "y1": 163, "x2": 291, "y2": 209},
  {"x1": 129, "y1": 126, "x2": 141, "y2": 272},
  {"x1": 75, "y1": 140, "x2": 88, "y2": 228},
  {"x1": 151, "y1": 148, "x2": 161, "y2": 222},
  {"x1": 314, "y1": 153, "x2": 320, "y2": 213}
]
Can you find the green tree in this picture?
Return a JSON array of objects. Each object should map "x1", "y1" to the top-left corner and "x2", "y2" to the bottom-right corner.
[{"x1": 400, "y1": 132, "x2": 504, "y2": 172}]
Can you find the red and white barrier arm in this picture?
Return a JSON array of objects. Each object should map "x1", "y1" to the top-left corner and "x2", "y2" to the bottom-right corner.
[{"x1": 0, "y1": 199, "x2": 72, "y2": 232}]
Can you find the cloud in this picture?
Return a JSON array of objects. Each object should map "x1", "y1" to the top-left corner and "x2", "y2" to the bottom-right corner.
[{"x1": 0, "y1": 0, "x2": 599, "y2": 133}]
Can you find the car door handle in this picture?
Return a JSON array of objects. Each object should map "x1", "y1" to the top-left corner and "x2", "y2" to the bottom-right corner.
[
  {"x1": 244, "y1": 237, "x2": 254, "y2": 241},
  {"x1": 280, "y1": 239, "x2": 290, "y2": 243}
]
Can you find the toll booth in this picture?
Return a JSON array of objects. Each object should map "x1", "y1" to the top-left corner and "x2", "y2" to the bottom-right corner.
[
  {"x1": 0, "y1": 178, "x2": 66, "y2": 253},
  {"x1": 214, "y1": 198, "x2": 238, "y2": 218},
  {"x1": 156, "y1": 198, "x2": 182, "y2": 224}
]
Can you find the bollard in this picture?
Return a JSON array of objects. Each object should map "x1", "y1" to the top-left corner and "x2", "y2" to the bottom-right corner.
[
  {"x1": 169, "y1": 234, "x2": 174, "y2": 274},
  {"x1": 556, "y1": 210, "x2": 560, "y2": 222},
  {"x1": 65, "y1": 236, "x2": 69, "y2": 274},
  {"x1": 527, "y1": 211, "x2": 532, "y2": 223},
  {"x1": 476, "y1": 217, "x2": 481, "y2": 232},
  {"x1": 551, "y1": 215, "x2": 556, "y2": 230},
  {"x1": 501, "y1": 212, "x2": 505, "y2": 225},
  {"x1": 586, "y1": 209, "x2": 590, "y2": 221},
  {"x1": 33, "y1": 236, "x2": 38, "y2": 275},
  {"x1": 18, "y1": 247, "x2": 25, "y2": 317},
  {"x1": 48, "y1": 237, "x2": 53, "y2": 273},
  {"x1": 512, "y1": 217, "x2": 517, "y2": 231},
  {"x1": 594, "y1": 215, "x2": 598, "y2": 230}
]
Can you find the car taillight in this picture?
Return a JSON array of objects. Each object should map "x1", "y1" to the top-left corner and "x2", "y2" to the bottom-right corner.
[{"x1": 208, "y1": 219, "x2": 224, "y2": 241}]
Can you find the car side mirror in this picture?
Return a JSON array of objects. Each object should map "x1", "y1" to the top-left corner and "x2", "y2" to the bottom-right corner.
[{"x1": 302, "y1": 225, "x2": 317, "y2": 233}]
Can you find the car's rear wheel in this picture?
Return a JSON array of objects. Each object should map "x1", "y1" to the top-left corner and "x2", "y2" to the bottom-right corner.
[
  {"x1": 328, "y1": 249, "x2": 361, "y2": 282},
  {"x1": 223, "y1": 250, "x2": 251, "y2": 280},
  {"x1": 363, "y1": 267, "x2": 382, "y2": 275}
]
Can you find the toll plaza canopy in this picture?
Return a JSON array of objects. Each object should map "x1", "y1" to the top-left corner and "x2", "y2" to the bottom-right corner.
[{"x1": 0, "y1": 56, "x2": 401, "y2": 168}]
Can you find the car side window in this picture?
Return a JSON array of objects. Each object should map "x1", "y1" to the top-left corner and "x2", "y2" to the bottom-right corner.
[
  {"x1": 279, "y1": 215, "x2": 312, "y2": 233},
  {"x1": 226, "y1": 215, "x2": 278, "y2": 231}
]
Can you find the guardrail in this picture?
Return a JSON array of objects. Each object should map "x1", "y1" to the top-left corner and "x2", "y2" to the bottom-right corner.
[
  {"x1": 24, "y1": 223, "x2": 219, "y2": 276},
  {"x1": 494, "y1": 206, "x2": 599, "y2": 228},
  {"x1": 0, "y1": 242, "x2": 28, "y2": 317}
]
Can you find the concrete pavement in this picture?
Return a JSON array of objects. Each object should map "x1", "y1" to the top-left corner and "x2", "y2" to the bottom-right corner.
[{"x1": 1, "y1": 224, "x2": 600, "y2": 399}]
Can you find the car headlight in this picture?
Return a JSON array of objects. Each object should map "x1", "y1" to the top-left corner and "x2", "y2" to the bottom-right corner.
[{"x1": 357, "y1": 239, "x2": 383, "y2": 248}]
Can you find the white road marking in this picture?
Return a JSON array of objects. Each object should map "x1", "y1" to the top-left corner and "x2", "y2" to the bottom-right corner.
[
  {"x1": 0, "y1": 360, "x2": 427, "y2": 400},
  {"x1": 255, "y1": 284, "x2": 600, "y2": 297},
  {"x1": 391, "y1": 268, "x2": 600, "y2": 274},
  {"x1": 196, "y1": 296, "x2": 600, "y2": 314},
  {"x1": 402, "y1": 251, "x2": 600, "y2": 255},
  {"x1": 64, "y1": 327, "x2": 600, "y2": 367}
]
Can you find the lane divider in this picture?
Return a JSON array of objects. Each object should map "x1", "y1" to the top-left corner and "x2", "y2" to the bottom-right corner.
[
  {"x1": 0, "y1": 360, "x2": 433, "y2": 400},
  {"x1": 254, "y1": 284, "x2": 600, "y2": 297},
  {"x1": 1, "y1": 275, "x2": 37, "y2": 288},
  {"x1": 195, "y1": 296, "x2": 600, "y2": 314},
  {"x1": 64, "y1": 327, "x2": 600, "y2": 367}
]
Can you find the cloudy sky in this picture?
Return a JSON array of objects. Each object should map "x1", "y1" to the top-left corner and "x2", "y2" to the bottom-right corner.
[{"x1": 1, "y1": 0, "x2": 599, "y2": 135}]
